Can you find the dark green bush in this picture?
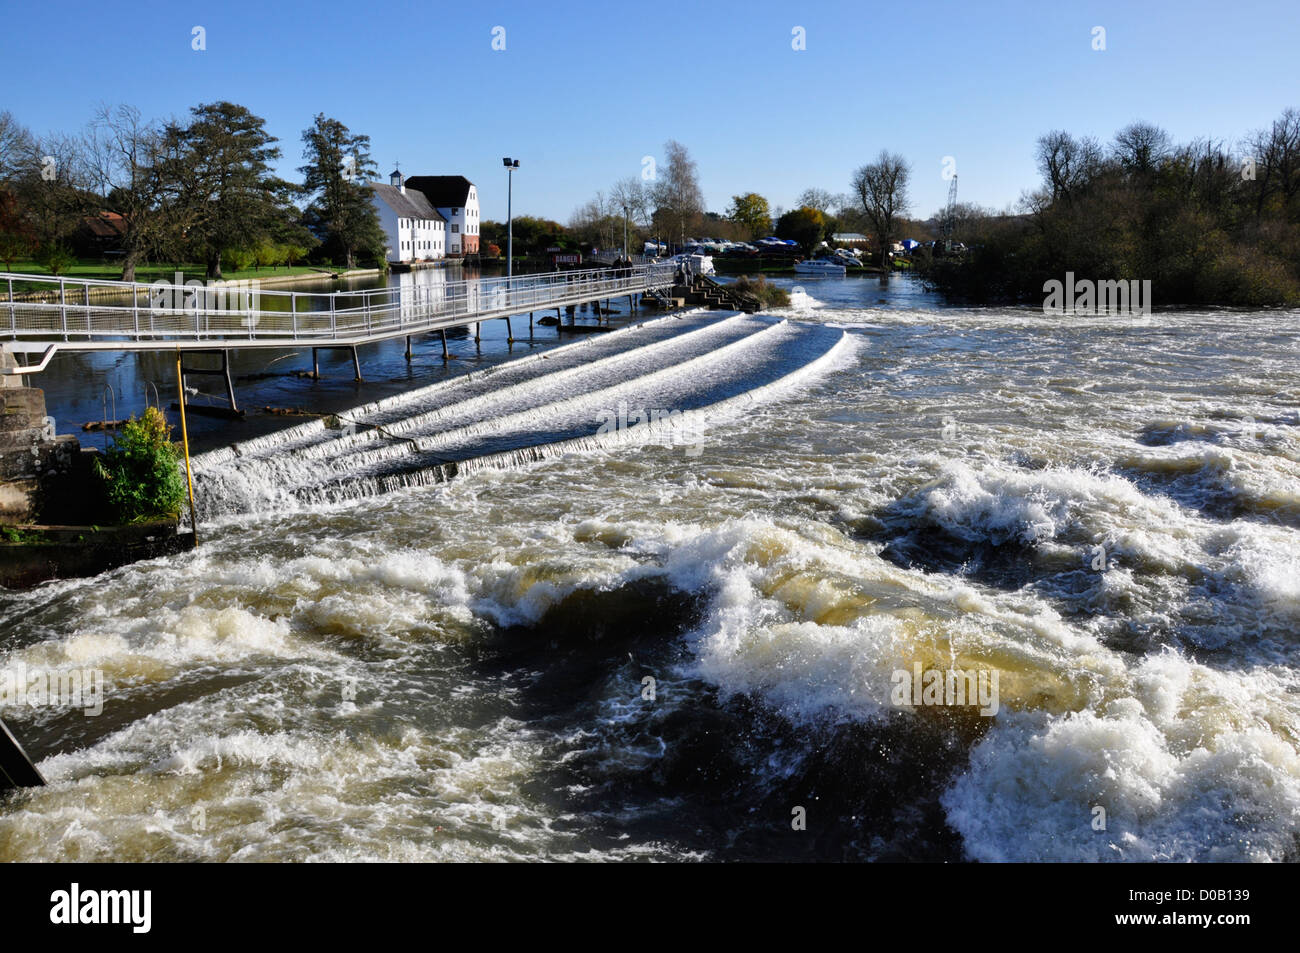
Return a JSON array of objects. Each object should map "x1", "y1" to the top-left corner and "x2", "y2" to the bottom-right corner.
[{"x1": 92, "y1": 406, "x2": 186, "y2": 523}]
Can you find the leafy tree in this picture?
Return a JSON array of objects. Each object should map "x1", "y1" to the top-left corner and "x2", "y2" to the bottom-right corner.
[
  {"x1": 163, "y1": 101, "x2": 284, "y2": 279},
  {"x1": 727, "y1": 192, "x2": 771, "y2": 238},
  {"x1": 298, "y1": 113, "x2": 385, "y2": 268},
  {"x1": 775, "y1": 206, "x2": 826, "y2": 253}
]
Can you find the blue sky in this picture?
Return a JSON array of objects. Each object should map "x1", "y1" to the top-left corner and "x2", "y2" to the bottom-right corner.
[{"x1": 3, "y1": 0, "x2": 1297, "y2": 223}]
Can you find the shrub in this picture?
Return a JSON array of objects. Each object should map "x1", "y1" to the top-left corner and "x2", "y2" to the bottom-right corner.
[
  {"x1": 92, "y1": 406, "x2": 186, "y2": 523},
  {"x1": 222, "y1": 247, "x2": 256, "y2": 273},
  {"x1": 34, "y1": 242, "x2": 76, "y2": 275},
  {"x1": 730, "y1": 274, "x2": 791, "y2": 308}
]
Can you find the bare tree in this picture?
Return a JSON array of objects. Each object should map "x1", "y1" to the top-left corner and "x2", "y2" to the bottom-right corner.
[
  {"x1": 609, "y1": 175, "x2": 649, "y2": 252},
  {"x1": 851, "y1": 150, "x2": 911, "y2": 266},
  {"x1": 610, "y1": 176, "x2": 648, "y2": 224},
  {"x1": 0, "y1": 111, "x2": 34, "y2": 184},
  {"x1": 1112, "y1": 121, "x2": 1172, "y2": 176},
  {"x1": 13, "y1": 129, "x2": 89, "y2": 250},
  {"x1": 1246, "y1": 107, "x2": 1300, "y2": 218},
  {"x1": 84, "y1": 104, "x2": 169, "y2": 281},
  {"x1": 1036, "y1": 130, "x2": 1102, "y2": 202},
  {"x1": 650, "y1": 140, "x2": 703, "y2": 248},
  {"x1": 797, "y1": 187, "x2": 837, "y2": 213}
]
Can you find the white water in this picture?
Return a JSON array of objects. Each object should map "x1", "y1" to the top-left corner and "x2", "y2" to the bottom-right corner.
[{"x1": 3, "y1": 289, "x2": 1298, "y2": 862}]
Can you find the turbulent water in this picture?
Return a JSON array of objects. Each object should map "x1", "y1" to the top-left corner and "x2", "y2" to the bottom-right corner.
[{"x1": 3, "y1": 276, "x2": 1299, "y2": 862}]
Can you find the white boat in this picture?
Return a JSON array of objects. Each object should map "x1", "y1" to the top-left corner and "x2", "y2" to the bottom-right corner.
[
  {"x1": 673, "y1": 252, "x2": 716, "y2": 276},
  {"x1": 794, "y1": 259, "x2": 846, "y2": 276}
]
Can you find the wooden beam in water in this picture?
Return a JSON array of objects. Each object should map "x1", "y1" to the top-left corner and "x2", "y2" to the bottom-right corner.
[{"x1": 0, "y1": 716, "x2": 45, "y2": 792}]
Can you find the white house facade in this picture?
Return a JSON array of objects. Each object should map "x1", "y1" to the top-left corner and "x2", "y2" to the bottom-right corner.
[
  {"x1": 403, "y1": 176, "x2": 479, "y2": 257},
  {"x1": 370, "y1": 170, "x2": 447, "y2": 264}
]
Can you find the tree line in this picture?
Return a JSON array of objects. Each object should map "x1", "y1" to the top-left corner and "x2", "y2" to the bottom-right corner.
[
  {"x1": 0, "y1": 103, "x2": 387, "y2": 281},
  {"x1": 562, "y1": 141, "x2": 928, "y2": 258},
  {"x1": 558, "y1": 108, "x2": 1300, "y2": 309},
  {"x1": 923, "y1": 110, "x2": 1300, "y2": 306}
]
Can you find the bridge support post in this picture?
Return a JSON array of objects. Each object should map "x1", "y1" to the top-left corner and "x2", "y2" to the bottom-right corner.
[
  {"x1": 177, "y1": 349, "x2": 239, "y2": 413},
  {"x1": 405, "y1": 336, "x2": 412, "y2": 361},
  {"x1": 351, "y1": 346, "x2": 362, "y2": 382},
  {"x1": 474, "y1": 323, "x2": 480, "y2": 343},
  {"x1": 222, "y1": 350, "x2": 237, "y2": 413},
  {"x1": 505, "y1": 316, "x2": 513, "y2": 344},
  {"x1": 440, "y1": 329, "x2": 449, "y2": 360}
]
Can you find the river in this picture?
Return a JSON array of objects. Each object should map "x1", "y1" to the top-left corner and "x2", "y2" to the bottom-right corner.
[{"x1": 2, "y1": 273, "x2": 1298, "y2": 861}]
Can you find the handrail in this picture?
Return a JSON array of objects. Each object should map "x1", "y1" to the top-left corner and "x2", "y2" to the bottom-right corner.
[{"x1": 0, "y1": 263, "x2": 676, "y2": 361}]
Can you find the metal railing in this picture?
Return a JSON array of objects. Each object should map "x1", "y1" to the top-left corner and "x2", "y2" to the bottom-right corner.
[
  {"x1": 0, "y1": 264, "x2": 676, "y2": 360},
  {"x1": 588, "y1": 251, "x2": 653, "y2": 266}
]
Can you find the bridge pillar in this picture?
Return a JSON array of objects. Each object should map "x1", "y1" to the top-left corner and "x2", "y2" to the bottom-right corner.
[
  {"x1": 405, "y1": 336, "x2": 412, "y2": 361},
  {"x1": 505, "y1": 316, "x2": 513, "y2": 344},
  {"x1": 440, "y1": 329, "x2": 449, "y2": 360},
  {"x1": 351, "y1": 346, "x2": 362, "y2": 382},
  {"x1": 177, "y1": 350, "x2": 240, "y2": 415}
]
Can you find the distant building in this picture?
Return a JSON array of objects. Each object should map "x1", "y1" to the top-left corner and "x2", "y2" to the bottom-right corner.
[
  {"x1": 403, "y1": 175, "x2": 480, "y2": 257},
  {"x1": 370, "y1": 170, "x2": 447, "y2": 264},
  {"x1": 74, "y1": 211, "x2": 127, "y2": 257}
]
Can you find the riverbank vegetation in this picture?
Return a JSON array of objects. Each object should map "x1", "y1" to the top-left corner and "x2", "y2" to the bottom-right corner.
[
  {"x1": 728, "y1": 275, "x2": 790, "y2": 308},
  {"x1": 91, "y1": 407, "x2": 185, "y2": 524},
  {"x1": 0, "y1": 103, "x2": 387, "y2": 283},
  {"x1": 920, "y1": 112, "x2": 1300, "y2": 306}
]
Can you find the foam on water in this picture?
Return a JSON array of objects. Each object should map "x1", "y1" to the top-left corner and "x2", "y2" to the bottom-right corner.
[{"x1": 4, "y1": 295, "x2": 1299, "y2": 862}]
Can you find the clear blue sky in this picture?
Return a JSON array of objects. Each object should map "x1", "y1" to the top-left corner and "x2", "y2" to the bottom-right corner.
[{"x1": 3, "y1": 0, "x2": 1297, "y2": 223}]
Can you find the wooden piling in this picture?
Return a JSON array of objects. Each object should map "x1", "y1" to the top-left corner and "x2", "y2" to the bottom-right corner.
[{"x1": 0, "y1": 717, "x2": 45, "y2": 791}]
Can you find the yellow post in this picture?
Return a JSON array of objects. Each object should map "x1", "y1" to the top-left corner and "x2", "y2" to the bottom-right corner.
[{"x1": 175, "y1": 353, "x2": 198, "y2": 542}]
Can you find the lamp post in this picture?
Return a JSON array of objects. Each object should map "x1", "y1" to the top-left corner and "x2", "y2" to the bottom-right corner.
[
  {"x1": 503, "y1": 158, "x2": 520, "y2": 280},
  {"x1": 622, "y1": 204, "x2": 629, "y2": 261}
]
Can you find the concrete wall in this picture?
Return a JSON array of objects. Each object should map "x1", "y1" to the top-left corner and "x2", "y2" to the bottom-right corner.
[{"x1": 1, "y1": 349, "x2": 82, "y2": 525}]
